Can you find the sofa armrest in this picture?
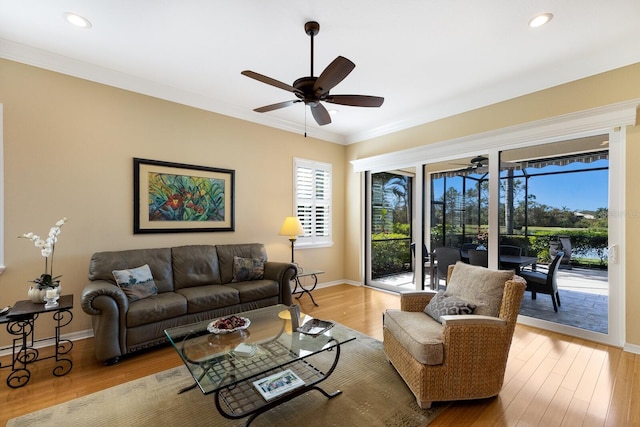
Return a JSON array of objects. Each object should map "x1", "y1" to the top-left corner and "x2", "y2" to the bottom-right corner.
[
  {"x1": 263, "y1": 261, "x2": 297, "y2": 306},
  {"x1": 81, "y1": 280, "x2": 129, "y2": 363},
  {"x1": 400, "y1": 290, "x2": 438, "y2": 312},
  {"x1": 81, "y1": 280, "x2": 128, "y2": 315}
]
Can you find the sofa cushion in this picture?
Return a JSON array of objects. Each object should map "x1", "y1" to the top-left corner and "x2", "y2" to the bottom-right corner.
[
  {"x1": 112, "y1": 264, "x2": 158, "y2": 302},
  {"x1": 232, "y1": 256, "x2": 265, "y2": 282},
  {"x1": 172, "y1": 245, "x2": 222, "y2": 289},
  {"x1": 226, "y1": 280, "x2": 279, "y2": 303},
  {"x1": 89, "y1": 247, "x2": 175, "y2": 293},
  {"x1": 126, "y1": 292, "x2": 187, "y2": 328},
  {"x1": 424, "y1": 291, "x2": 476, "y2": 323},
  {"x1": 446, "y1": 262, "x2": 514, "y2": 317},
  {"x1": 383, "y1": 309, "x2": 444, "y2": 365},
  {"x1": 216, "y1": 244, "x2": 267, "y2": 284},
  {"x1": 176, "y1": 285, "x2": 240, "y2": 313}
]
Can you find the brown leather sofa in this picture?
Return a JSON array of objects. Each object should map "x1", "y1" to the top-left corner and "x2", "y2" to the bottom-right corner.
[{"x1": 81, "y1": 243, "x2": 296, "y2": 364}]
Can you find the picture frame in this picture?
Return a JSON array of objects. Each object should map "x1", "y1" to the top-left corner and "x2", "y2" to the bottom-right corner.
[
  {"x1": 252, "y1": 369, "x2": 305, "y2": 401},
  {"x1": 133, "y1": 158, "x2": 235, "y2": 234}
]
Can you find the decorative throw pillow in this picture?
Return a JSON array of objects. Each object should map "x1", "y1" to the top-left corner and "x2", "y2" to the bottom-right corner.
[
  {"x1": 112, "y1": 264, "x2": 158, "y2": 302},
  {"x1": 446, "y1": 261, "x2": 514, "y2": 317},
  {"x1": 232, "y1": 256, "x2": 265, "y2": 282},
  {"x1": 424, "y1": 291, "x2": 477, "y2": 323}
]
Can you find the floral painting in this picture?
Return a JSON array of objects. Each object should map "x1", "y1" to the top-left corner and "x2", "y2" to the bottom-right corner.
[
  {"x1": 134, "y1": 158, "x2": 235, "y2": 233},
  {"x1": 148, "y1": 172, "x2": 225, "y2": 222}
]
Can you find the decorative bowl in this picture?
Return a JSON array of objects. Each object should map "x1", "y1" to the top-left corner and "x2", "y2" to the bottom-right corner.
[{"x1": 207, "y1": 315, "x2": 251, "y2": 334}]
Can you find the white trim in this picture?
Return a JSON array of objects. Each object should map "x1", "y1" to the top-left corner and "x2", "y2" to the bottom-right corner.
[
  {"x1": 607, "y1": 126, "x2": 626, "y2": 347},
  {"x1": 516, "y1": 315, "x2": 623, "y2": 347},
  {"x1": 0, "y1": 328, "x2": 93, "y2": 357},
  {"x1": 625, "y1": 343, "x2": 640, "y2": 355},
  {"x1": 351, "y1": 99, "x2": 639, "y2": 173}
]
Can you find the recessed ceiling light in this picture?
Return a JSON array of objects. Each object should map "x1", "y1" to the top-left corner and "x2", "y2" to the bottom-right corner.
[
  {"x1": 64, "y1": 12, "x2": 92, "y2": 29},
  {"x1": 529, "y1": 13, "x2": 553, "y2": 28}
]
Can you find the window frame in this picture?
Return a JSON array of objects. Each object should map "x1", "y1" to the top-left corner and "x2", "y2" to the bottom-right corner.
[{"x1": 293, "y1": 157, "x2": 333, "y2": 248}]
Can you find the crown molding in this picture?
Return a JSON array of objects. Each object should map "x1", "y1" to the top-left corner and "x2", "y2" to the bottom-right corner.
[
  {"x1": 0, "y1": 39, "x2": 346, "y2": 145},
  {"x1": 351, "y1": 98, "x2": 639, "y2": 173}
]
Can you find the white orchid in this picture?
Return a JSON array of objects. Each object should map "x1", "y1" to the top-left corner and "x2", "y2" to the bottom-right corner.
[{"x1": 19, "y1": 217, "x2": 68, "y2": 289}]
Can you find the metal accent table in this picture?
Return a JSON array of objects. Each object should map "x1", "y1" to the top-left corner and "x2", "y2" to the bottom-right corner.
[
  {"x1": 165, "y1": 304, "x2": 355, "y2": 427},
  {"x1": 293, "y1": 268, "x2": 324, "y2": 306},
  {"x1": 0, "y1": 295, "x2": 74, "y2": 388}
]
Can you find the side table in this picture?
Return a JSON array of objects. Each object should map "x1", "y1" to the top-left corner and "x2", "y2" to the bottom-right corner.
[
  {"x1": 292, "y1": 269, "x2": 324, "y2": 306},
  {"x1": 0, "y1": 294, "x2": 74, "y2": 388}
]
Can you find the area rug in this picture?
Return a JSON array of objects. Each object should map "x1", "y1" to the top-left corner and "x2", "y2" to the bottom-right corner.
[{"x1": 8, "y1": 326, "x2": 447, "y2": 427}]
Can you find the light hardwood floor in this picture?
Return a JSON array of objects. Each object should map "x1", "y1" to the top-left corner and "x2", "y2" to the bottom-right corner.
[{"x1": 1, "y1": 284, "x2": 638, "y2": 426}]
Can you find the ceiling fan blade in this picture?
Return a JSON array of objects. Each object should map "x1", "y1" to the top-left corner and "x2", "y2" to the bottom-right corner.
[
  {"x1": 312, "y1": 56, "x2": 355, "y2": 95},
  {"x1": 241, "y1": 70, "x2": 300, "y2": 94},
  {"x1": 254, "y1": 100, "x2": 300, "y2": 113},
  {"x1": 325, "y1": 94, "x2": 384, "y2": 107},
  {"x1": 310, "y1": 103, "x2": 331, "y2": 126}
]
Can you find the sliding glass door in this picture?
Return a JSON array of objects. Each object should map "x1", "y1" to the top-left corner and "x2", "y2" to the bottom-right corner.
[{"x1": 366, "y1": 170, "x2": 414, "y2": 292}]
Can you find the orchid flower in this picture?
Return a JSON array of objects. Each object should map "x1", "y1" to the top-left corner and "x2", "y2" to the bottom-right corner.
[{"x1": 19, "y1": 217, "x2": 68, "y2": 288}]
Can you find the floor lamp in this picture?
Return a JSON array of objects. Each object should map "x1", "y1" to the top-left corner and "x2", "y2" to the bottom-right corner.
[{"x1": 279, "y1": 216, "x2": 304, "y2": 264}]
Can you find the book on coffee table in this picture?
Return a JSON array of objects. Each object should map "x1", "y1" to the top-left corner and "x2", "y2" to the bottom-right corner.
[{"x1": 253, "y1": 369, "x2": 305, "y2": 401}]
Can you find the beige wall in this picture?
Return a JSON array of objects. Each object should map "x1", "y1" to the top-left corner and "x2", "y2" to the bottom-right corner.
[
  {"x1": 0, "y1": 59, "x2": 346, "y2": 341},
  {"x1": 2, "y1": 57, "x2": 638, "y2": 349},
  {"x1": 345, "y1": 62, "x2": 640, "y2": 347}
]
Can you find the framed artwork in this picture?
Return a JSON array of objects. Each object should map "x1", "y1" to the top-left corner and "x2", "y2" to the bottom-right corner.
[{"x1": 133, "y1": 158, "x2": 235, "y2": 233}]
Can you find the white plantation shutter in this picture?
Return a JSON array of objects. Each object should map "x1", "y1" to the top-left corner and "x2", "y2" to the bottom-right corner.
[{"x1": 294, "y1": 158, "x2": 332, "y2": 246}]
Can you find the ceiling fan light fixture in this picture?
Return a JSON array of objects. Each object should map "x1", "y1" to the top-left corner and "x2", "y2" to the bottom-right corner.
[
  {"x1": 529, "y1": 13, "x2": 553, "y2": 28},
  {"x1": 64, "y1": 12, "x2": 92, "y2": 28}
]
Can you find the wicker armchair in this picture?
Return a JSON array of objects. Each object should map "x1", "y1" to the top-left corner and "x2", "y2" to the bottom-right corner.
[{"x1": 383, "y1": 262, "x2": 526, "y2": 409}]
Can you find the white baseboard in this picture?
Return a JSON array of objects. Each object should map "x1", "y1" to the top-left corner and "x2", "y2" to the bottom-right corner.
[
  {"x1": 624, "y1": 342, "x2": 640, "y2": 354},
  {"x1": 0, "y1": 329, "x2": 94, "y2": 358}
]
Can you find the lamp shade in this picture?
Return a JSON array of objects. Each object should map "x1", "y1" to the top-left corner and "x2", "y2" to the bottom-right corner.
[{"x1": 279, "y1": 216, "x2": 304, "y2": 238}]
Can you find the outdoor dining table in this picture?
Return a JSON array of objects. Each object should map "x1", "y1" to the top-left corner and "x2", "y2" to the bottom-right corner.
[
  {"x1": 499, "y1": 254, "x2": 538, "y2": 274},
  {"x1": 460, "y1": 250, "x2": 538, "y2": 274}
]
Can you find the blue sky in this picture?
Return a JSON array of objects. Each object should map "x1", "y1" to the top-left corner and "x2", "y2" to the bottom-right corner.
[{"x1": 526, "y1": 168, "x2": 608, "y2": 212}]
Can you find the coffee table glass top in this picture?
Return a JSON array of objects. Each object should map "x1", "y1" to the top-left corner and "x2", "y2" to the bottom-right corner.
[{"x1": 164, "y1": 304, "x2": 355, "y2": 394}]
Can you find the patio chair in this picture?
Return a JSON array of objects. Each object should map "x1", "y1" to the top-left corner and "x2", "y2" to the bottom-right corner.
[
  {"x1": 499, "y1": 245, "x2": 522, "y2": 256},
  {"x1": 383, "y1": 262, "x2": 526, "y2": 408},
  {"x1": 519, "y1": 251, "x2": 564, "y2": 312},
  {"x1": 433, "y1": 247, "x2": 461, "y2": 286},
  {"x1": 468, "y1": 248, "x2": 489, "y2": 267},
  {"x1": 460, "y1": 242, "x2": 478, "y2": 263}
]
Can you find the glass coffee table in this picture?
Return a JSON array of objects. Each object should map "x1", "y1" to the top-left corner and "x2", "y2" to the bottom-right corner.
[{"x1": 165, "y1": 304, "x2": 356, "y2": 426}]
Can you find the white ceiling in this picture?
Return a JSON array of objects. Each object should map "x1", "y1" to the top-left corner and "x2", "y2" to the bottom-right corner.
[{"x1": 1, "y1": 1, "x2": 639, "y2": 145}]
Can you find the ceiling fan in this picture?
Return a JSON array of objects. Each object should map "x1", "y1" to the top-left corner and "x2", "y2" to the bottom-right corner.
[
  {"x1": 454, "y1": 156, "x2": 519, "y2": 174},
  {"x1": 456, "y1": 156, "x2": 489, "y2": 173},
  {"x1": 241, "y1": 21, "x2": 384, "y2": 126}
]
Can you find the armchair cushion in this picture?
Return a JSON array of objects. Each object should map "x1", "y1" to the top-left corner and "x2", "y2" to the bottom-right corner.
[
  {"x1": 446, "y1": 262, "x2": 514, "y2": 317},
  {"x1": 384, "y1": 309, "x2": 444, "y2": 365},
  {"x1": 424, "y1": 291, "x2": 476, "y2": 323}
]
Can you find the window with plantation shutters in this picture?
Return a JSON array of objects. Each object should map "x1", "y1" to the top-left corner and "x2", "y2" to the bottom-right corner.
[{"x1": 294, "y1": 158, "x2": 332, "y2": 247}]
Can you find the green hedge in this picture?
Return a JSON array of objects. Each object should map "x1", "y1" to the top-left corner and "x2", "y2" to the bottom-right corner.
[{"x1": 371, "y1": 234, "x2": 411, "y2": 278}]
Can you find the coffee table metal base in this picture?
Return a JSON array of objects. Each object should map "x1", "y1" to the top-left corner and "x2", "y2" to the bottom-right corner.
[{"x1": 213, "y1": 341, "x2": 343, "y2": 427}]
